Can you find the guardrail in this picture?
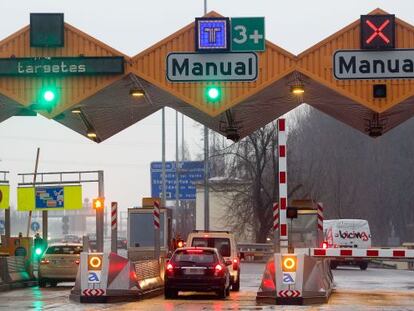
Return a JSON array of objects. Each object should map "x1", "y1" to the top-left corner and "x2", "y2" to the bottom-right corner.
[{"x1": 238, "y1": 243, "x2": 273, "y2": 262}]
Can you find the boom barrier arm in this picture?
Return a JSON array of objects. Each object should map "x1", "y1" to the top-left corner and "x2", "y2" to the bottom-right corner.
[{"x1": 310, "y1": 248, "x2": 414, "y2": 260}]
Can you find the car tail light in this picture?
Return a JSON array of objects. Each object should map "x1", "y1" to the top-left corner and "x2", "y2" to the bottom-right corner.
[
  {"x1": 322, "y1": 241, "x2": 328, "y2": 249},
  {"x1": 232, "y1": 258, "x2": 239, "y2": 270},
  {"x1": 166, "y1": 263, "x2": 174, "y2": 276},
  {"x1": 75, "y1": 259, "x2": 80, "y2": 265},
  {"x1": 186, "y1": 249, "x2": 203, "y2": 254},
  {"x1": 40, "y1": 259, "x2": 49, "y2": 265},
  {"x1": 214, "y1": 264, "x2": 223, "y2": 276}
]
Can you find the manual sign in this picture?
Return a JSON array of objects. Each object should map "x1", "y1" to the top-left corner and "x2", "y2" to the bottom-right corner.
[{"x1": 166, "y1": 52, "x2": 257, "y2": 82}]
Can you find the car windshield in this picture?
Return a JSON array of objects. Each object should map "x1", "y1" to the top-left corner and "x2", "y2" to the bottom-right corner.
[
  {"x1": 173, "y1": 249, "x2": 217, "y2": 264},
  {"x1": 191, "y1": 237, "x2": 231, "y2": 257},
  {"x1": 46, "y1": 245, "x2": 83, "y2": 255}
]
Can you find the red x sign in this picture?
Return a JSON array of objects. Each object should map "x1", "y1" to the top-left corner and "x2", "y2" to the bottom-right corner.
[
  {"x1": 361, "y1": 15, "x2": 395, "y2": 49},
  {"x1": 366, "y1": 19, "x2": 390, "y2": 44}
]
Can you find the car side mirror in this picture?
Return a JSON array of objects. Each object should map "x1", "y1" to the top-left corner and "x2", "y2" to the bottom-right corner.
[{"x1": 225, "y1": 260, "x2": 232, "y2": 266}]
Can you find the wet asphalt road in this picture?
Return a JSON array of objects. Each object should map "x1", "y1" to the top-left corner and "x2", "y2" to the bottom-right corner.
[{"x1": 0, "y1": 263, "x2": 413, "y2": 310}]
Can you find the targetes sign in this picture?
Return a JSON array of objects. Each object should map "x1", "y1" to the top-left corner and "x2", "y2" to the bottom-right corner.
[
  {"x1": 334, "y1": 49, "x2": 414, "y2": 80},
  {"x1": 166, "y1": 52, "x2": 257, "y2": 82}
]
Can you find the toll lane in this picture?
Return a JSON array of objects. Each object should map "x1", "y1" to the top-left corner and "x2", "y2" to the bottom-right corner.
[{"x1": 0, "y1": 263, "x2": 413, "y2": 310}]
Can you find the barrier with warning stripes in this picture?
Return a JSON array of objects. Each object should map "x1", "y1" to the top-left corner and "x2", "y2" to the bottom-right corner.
[{"x1": 310, "y1": 248, "x2": 414, "y2": 259}]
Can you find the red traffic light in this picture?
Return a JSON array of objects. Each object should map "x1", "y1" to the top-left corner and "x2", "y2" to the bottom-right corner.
[{"x1": 92, "y1": 198, "x2": 104, "y2": 210}]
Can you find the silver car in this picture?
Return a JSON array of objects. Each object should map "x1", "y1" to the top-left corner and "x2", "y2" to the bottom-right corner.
[{"x1": 38, "y1": 243, "x2": 83, "y2": 287}]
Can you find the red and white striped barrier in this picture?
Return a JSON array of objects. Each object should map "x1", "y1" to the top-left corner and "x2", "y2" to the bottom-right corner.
[
  {"x1": 316, "y1": 203, "x2": 323, "y2": 232},
  {"x1": 278, "y1": 118, "x2": 288, "y2": 251},
  {"x1": 82, "y1": 288, "x2": 106, "y2": 297},
  {"x1": 273, "y1": 202, "x2": 279, "y2": 231},
  {"x1": 311, "y1": 248, "x2": 414, "y2": 259},
  {"x1": 111, "y1": 202, "x2": 117, "y2": 231},
  {"x1": 153, "y1": 200, "x2": 160, "y2": 229},
  {"x1": 278, "y1": 290, "x2": 301, "y2": 298}
]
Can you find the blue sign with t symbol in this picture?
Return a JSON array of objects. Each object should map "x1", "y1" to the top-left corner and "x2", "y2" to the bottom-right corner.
[{"x1": 195, "y1": 17, "x2": 230, "y2": 52}]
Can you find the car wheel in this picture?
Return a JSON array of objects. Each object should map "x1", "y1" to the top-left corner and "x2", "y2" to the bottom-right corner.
[
  {"x1": 232, "y1": 270, "x2": 240, "y2": 291},
  {"x1": 164, "y1": 288, "x2": 177, "y2": 299},
  {"x1": 226, "y1": 286, "x2": 230, "y2": 296},
  {"x1": 50, "y1": 281, "x2": 58, "y2": 287},
  {"x1": 359, "y1": 262, "x2": 368, "y2": 270},
  {"x1": 38, "y1": 279, "x2": 46, "y2": 288},
  {"x1": 330, "y1": 261, "x2": 338, "y2": 270},
  {"x1": 217, "y1": 286, "x2": 227, "y2": 299}
]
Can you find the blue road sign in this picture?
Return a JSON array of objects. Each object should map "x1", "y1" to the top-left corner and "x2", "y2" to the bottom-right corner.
[
  {"x1": 0, "y1": 219, "x2": 5, "y2": 231},
  {"x1": 151, "y1": 161, "x2": 204, "y2": 201},
  {"x1": 36, "y1": 187, "x2": 64, "y2": 208},
  {"x1": 195, "y1": 17, "x2": 230, "y2": 52},
  {"x1": 31, "y1": 221, "x2": 40, "y2": 232}
]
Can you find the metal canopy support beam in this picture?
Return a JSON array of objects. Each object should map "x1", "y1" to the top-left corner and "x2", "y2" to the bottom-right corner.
[{"x1": 0, "y1": 171, "x2": 10, "y2": 245}]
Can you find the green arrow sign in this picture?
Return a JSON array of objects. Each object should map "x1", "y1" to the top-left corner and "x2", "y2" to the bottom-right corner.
[{"x1": 231, "y1": 17, "x2": 265, "y2": 52}]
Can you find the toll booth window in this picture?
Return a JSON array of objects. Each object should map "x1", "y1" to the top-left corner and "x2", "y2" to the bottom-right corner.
[
  {"x1": 191, "y1": 238, "x2": 231, "y2": 257},
  {"x1": 173, "y1": 250, "x2": 217, "y2": 264},
  {"x1": 288, "y1": 214, "x2": 318, "y2": 248},
  {"x1": 129, "y1": 213, "x2": 165, "y2": 247},
  {"x1": 46, "y1": 245, "x2": 83, "y2": 254}
]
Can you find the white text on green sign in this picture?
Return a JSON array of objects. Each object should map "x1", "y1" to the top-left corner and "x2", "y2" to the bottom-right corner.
[{"x1": 231, "y1": 17, "x2": 265, "y2": 52}]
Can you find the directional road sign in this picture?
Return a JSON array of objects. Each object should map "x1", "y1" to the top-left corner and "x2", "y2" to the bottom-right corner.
[
  {"x1": 31, "y1": 221, "x2": 40, "y2": 232},
  {"x1": 151, "y1": 161, "x2": 204, "y2": 200},
  {"x1": 231, "y1": 17, "x2": 265, "y2": 52},
  {"x1": 36, "y1": 187, "x2": 64, "y2": 208}
]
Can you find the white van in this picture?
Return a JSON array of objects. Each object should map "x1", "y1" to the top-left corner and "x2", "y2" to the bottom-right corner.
[
  {"x1": 323, "y1": 219, "x2": 372, "y2": 270},
  {"x1": 186, "y1": 230, "x2": 240, "y2": 291}
]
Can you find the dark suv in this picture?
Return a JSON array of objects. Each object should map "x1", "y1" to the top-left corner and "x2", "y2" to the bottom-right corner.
[{"x1": 164, "y1": 247, "x2": 231, "y2": 299}]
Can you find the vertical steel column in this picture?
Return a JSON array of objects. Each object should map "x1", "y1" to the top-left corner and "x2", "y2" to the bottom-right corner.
[
  {"x1": 158, "y1": 108, "x2": 166, "y2": 259},
  {"x1": 278, "y1": 119, "x2": 288, "y2": 253},
  {"x1": 5, "y1": 208, "x2": 10, "y2": 245},
  {"x1": 96, "y1": 170, "x2": 104, "y2": 252},
  {"x1": 175, "y1": 111, "x2": 179, "y2": 230},
  {"x1": 203, "y1": 0, "x2": 210, "y2": 232},
  {"x1": 111, "y1": 202, "x2": 118, "y2": 254},
  {"x1": 42, "y1": 211, "x2": 48, "y2": 241}
]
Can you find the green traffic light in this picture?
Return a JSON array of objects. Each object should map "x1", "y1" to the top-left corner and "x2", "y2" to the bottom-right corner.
[
  {"x1": 206, "y1": 86, "x2": 221, "y2": 102},
  {"x1": 43, "y1": 90, "x2": 55, "y2": 102},
  {"x1": 35, "y1": 247, "x2": 42, "y2": 256}
]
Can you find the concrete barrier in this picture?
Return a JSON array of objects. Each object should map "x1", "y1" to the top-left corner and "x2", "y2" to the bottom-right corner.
[
  {"x1": 70, "y1": 252, "x2": 164, "y2": 303},
  {"x1": 0, "y1": 256, "x2": 37, "y2": 291}
]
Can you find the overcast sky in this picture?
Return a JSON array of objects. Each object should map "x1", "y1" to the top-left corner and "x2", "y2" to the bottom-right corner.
[{"x1": 0, "y1": 0, "x2": 412, "y2": 211}]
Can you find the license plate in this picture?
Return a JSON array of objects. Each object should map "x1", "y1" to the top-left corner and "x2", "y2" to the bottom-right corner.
[{"x1": 183, "y1": 268, "x2": 204, "y2": 275}]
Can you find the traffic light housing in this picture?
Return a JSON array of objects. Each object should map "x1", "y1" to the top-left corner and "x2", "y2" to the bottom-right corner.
[
  {"x1": 205, "y1": 85, "x2": 221, "y2": 102},
  {"x1": 30, "y1": 85, "x2": 59, "y2": 112},
  {"x1": 34, "y1": 235, "x2": 46, "y2": 258},
  {"x1": 92, "y1": 197, "x2": 104, "y2": 210}
]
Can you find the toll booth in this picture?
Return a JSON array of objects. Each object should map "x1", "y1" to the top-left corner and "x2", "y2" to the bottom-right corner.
[
  {"x1": 257, "y1": 199, "x2": 333, "y2": 305},
  {"x1": 127, "y1": 207, "x2": 172, "y2": 261},
  {"x1": 287, "y1": 200, "x2": 324, "y2": 249}
]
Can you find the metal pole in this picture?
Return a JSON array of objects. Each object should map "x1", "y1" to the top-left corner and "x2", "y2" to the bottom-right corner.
[
  {"x1": 203, "y1": 0, "x2": 210, "y2": 232},
  {"x1": 27, "y1": 147, "x2": 40, "y2": 237},
  {"x1": 175, "y1": 111, "x2": 180, "y2": 231},
  {"x1": 5, "y1": 208, "x2": 10, "y2": 245},
  {"x1": 157, "y1": 108, "x2": 166, "y2": 259},
  {"x1": 204, "y1": 127, "x2": 209, "y2": 231},
  {"x1": 111, "y1": 202, "x2": 118, "y2": 254},
  {"x1": 97, "y1": 170, "x2": 104, "y2": 252}
]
